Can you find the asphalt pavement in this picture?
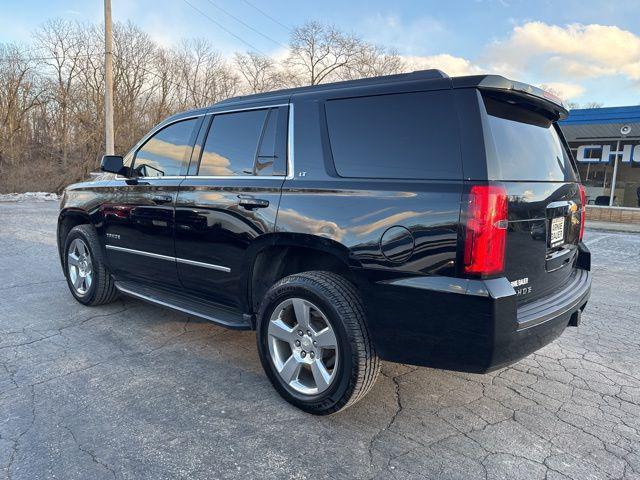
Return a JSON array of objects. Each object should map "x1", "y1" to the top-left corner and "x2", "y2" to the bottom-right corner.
[{"x1": 1, "y1": 200, "x2": 639, "y2": 480}]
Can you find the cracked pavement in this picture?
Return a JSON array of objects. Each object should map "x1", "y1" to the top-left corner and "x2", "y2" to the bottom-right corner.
[{"x1": 1, "y1": 200, "x2": 640, "y2": 480}]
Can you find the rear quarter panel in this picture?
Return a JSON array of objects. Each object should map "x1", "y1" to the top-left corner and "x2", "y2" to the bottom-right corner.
[
  {"x1": 281, "y1": 89, "x2": 463, "y2": 278},
  {"x1": 277, "y1": 179, "x2": 462, "y2": 276}
]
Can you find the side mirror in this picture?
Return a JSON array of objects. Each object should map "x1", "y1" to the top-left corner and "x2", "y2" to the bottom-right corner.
[{"x1": 100, "y1": 155, "x2": 128, "y2": 176}]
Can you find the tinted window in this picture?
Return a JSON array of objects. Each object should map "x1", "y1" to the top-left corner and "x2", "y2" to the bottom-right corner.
[
  {"x1": 134, "y1": 118, "x2": 197, "y2": 177},
  {"x1": 255, "y1": 109, "x2": 282, "y2": 176},
  {"x1": 325, "y1": 91, "x2": 461, "y2": 179},
  {"x1": 199, "y1": 109, "x2": 267, "y2": 176},
  {"x1": 484, "y1": 96, "x2": 577, "y2": 182}
]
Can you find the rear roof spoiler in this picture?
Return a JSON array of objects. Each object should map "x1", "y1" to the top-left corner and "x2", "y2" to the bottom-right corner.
[{"x1": 452, "y1": 75, "x2": 569, "y2": 121}]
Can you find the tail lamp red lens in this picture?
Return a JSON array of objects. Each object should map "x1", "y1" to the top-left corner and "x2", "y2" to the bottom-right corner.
[
  {"x1": 578, "y1": 184, "x2": 586, "y2": 241},
  {"x1": 463, "y1": 185, "x2": 508, "y2": 276}
]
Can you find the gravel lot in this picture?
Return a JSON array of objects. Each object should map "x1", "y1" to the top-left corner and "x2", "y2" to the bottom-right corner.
[{"x1": 1, "y1": 200, "x2": 639, "y2": 480}]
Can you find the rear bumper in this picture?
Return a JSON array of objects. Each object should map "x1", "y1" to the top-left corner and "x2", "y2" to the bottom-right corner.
[
  {"x1": 491, "y1": 267, "x2": 590, "y2": 371},
  {"x1": 359, "y1": 256, "x2": 591, "y2": 373}
]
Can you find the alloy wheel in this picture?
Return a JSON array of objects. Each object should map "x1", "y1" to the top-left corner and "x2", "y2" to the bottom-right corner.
[
  {"x1": 267, "y1": 298, "x2": 339, "y2": 395},
  {"x1": 67, "y1": 238, "x2": 93, "y2": 296}
]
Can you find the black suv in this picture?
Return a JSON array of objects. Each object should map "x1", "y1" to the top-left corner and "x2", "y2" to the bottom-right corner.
[{"x1": 58, "y1": 70, "x2": 591, "y2": 414}]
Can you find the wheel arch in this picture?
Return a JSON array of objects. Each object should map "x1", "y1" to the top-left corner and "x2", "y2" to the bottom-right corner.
[
  {"x1": 57, "y1": 208, "x2": 93, "y2": 268},
  {"x1": 242, "y1": 233, "x2": 363, "y2": 325}
]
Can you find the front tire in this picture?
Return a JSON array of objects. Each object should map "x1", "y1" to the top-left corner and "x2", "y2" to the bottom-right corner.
[
  {"x1": 256, "y1": 271, "x2": 380, "y2": 415},
  {"x1": 63, "y1": 224, "x2": 119, "y2": 306}
]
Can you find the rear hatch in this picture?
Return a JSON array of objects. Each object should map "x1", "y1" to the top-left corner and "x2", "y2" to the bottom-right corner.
[{"x1": 479, "y1": 90, "x2": 583, "y2": 306}]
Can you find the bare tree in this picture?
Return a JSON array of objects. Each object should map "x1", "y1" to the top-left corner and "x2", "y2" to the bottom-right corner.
[
  {"x1": 148, "y1": 47, "x2": 181, "y2": 122},
  {"x1": 0, "y1": 43, "x2": 43, "y2": 169},
  {"x1": 285, "y1": 21, "x2": 360, "y2": 85},
  {"x1": 34, "y1": 19, "x2": 85, "y2": 166},
  {"x1": 234, "y1": 52, "x2": 286, "y2": 93},
  {"x1": 112, "y1": 21, "x2": 158, "y2": 150},
  {"x1": 562, "y1": 100, "x2": 603, "y2": 110},
  {"x1": 174, "y1": 39, "x2": 240, "y2": 108},
  {"x1": 74, "y1": 23, "x2": 106, "y2": 164},
  {"x1": 582, "y1": 101, "x2": 603, "y2": 109},
  {"x1": 341, "y1": 44, "x2": 405, "y2": 80}
]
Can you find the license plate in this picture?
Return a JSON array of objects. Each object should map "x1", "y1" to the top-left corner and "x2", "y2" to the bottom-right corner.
[{"x1": 550, "y1": 217, "x2": 565, "y2": 247}]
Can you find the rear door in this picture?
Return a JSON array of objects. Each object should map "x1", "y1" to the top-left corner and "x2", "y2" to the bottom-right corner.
[
  {"x1": 479, "y1": 91, "x2": 583, "y2": 305},
  {"x1": 174, "y1": 106, "x2": 287, "y2": 309}
]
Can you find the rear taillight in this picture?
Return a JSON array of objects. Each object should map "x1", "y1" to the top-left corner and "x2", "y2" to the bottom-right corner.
[
  {"x1": 463, "y1": 185, "x2": 508, "y2": 276},
  {"x1": 578, "y1": 184, "x2": 586, "y2": 241}
]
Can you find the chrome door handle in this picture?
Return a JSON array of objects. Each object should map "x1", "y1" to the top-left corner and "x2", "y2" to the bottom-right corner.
[
  {"x1": 237, "y1": 195, "x2": 269, "y2": 210},
  {"x1": 151, "y1": 195, "x2": 173, "y2": 204}
]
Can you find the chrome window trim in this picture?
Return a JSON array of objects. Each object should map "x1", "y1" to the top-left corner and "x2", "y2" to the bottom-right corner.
[
  {"x1": 209, "y1": 103, "x2": 288, "y2": 115},
  {"x1": 183, "y1": 102, "x2": 294, "y2": 180},
  {"x1": 118, "y1": 176, "x2": 186, "y2": 180},
  {"x1": 286, "y1": 103, "x2": 294, "y2": 180},
  {"x1": 140, "y1": 113, "x2": 207, "y2": 143},
  {"x1": 116, "y1": 102, "x2": 294, "y2": 182},
  {"x1": 105, "y1": 245, "x2": 231, "y2": 273},
  {"x1": 188, "y1": 176, "x2": 286, "y2": 181},
  {"x1": 120, "y1": 175, "x2": 285, "y2": 181}
]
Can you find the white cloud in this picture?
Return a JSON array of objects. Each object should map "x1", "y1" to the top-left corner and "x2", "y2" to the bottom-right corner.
[
  {"x1": 402, "y1": 53, "x2": 585, "y2": 102},
  {"x1": 485, "y1": 22, "x2": 640, "y2": 81},
  {"x1": 540, "y1": 82, "x2": 586, "y2": 101},
  {"x1": 402, "y1": 54, "x2": 484, "y2": 76},
  {"x1": 543, "y1": 57, "x2": 615, "y2": 79}
]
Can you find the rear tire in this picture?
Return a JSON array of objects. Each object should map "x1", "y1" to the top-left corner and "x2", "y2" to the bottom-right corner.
[
  {"x1": 63, "y1": 225, "x2": 119, "y2": 306},
  {"x1": 256, "y1": 271, "x2": 380, "y2": 415}
]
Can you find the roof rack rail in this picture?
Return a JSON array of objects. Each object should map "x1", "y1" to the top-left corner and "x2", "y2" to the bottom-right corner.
[{"x1": 212, "y1": 69, "x2": 449, "y2": 107}]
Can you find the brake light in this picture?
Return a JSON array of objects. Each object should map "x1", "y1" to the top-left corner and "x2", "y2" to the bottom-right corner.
[
  {"x1": 464, "y1": 185, "x2": 508, "y2": 276},
  {"x1": 578, "y1": 184, "x2": 586, "y2": 241}
]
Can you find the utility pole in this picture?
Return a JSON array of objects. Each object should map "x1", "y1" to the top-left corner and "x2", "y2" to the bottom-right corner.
[{"x1": 104, "y1": 0, "x2": 115, "y2": 155}]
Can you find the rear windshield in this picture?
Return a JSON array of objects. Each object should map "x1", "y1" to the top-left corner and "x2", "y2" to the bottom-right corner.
[{"x1": 483, "y1": 95, "x2": 577, "y2": 182}]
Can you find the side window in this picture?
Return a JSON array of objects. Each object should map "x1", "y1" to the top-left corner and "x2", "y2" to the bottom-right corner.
[
  {"x1": 133, "y1": 118, "x2": 198, "y2": 177},
  {"x1": 324, "y1": 91, "x2": 461, "y2": 180},
  {"x1": 199, "y1": 109, "x2": 268, "y2": 176},
  {"x1": 254, "y1": 109, "x2": 277, "y2": 175},
  {"x1": 255, "y1": 108, "x2": 287, "y2": 176}
]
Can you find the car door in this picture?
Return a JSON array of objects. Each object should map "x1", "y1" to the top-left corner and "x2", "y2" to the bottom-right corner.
[
  {"x1": 174, "y1": 105, "x2": 288, "y2": 309},
  {"x1": 103, "y1": 116, "x2": 202, "y2": 288}
]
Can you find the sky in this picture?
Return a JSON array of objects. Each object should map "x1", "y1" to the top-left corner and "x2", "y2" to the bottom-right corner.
[{"x1": 1, "y1": 0, "x2": 640, "y2": 106}]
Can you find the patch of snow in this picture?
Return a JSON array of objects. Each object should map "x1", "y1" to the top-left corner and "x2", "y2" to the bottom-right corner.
[{"x1": 0, "y1": 192, "x2": 60, "y2": 202}]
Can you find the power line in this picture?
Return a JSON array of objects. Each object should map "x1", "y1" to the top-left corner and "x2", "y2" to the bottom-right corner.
[
  {"x1": 241, "y1": 0, "x2": 291, "y2": 33},
  {"x1": 204, "y1": 0, "x2": 287, "y2": 49},
  {"x1": 181, "y1": 0, "x2": 267, "y2": 55}
]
